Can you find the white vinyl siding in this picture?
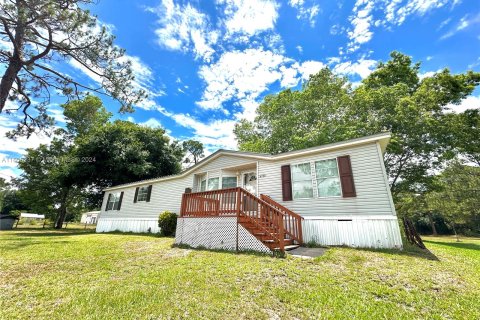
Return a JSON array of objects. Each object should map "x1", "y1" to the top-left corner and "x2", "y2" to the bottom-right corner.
[
  {"x1": 99, "y1": 175, "x2": 193, "y2": 221},
  {"x1": 256, "y1": 142, "x2": 395, "y2": 217}
]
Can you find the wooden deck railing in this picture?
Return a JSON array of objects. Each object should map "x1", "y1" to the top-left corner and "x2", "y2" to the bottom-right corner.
[
  {"x1": 260, "y1": 194, "x2": 304, "y2": 245},
  {"x1": 180, "y1": 187, "x2": 303, "y2": 251}
]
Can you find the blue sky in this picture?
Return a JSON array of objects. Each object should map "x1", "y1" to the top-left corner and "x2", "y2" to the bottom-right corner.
[{"x1": 1, "y1": 0, "x2": 479, "y2": 180}]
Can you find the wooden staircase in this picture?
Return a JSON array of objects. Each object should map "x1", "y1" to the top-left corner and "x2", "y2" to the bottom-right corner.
[
  {"x1": 180, "y1": 187, "x2": 303, "y2": 253},
  {"x1": 238, "y1": 216, "x2": 300, "y2": 251}
]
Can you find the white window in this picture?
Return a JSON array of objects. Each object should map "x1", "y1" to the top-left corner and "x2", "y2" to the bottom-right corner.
[
  {"x1": 207, "y1": 177, "x2": 219, "y2": 190},
  {"x1": 137, "y1": 186, "x2": 149, "y2": 202},
  {"x1": 222, "y1": 176, "x2": 237, "y2": 189},
  {"x1": 291, "y1": 163, "x2": 313, "y2": 199},
  {"x1": 315, "y1": 159, "x2": 341, "y2": 197},
  {"x1": 106, "y1": 192, "x2": 121, "y2": 210}
]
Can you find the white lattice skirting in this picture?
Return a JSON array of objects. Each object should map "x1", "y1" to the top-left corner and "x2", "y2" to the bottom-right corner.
[
  {"x1": 303, "y1": 217, "x2": 403, "y2": 249},
  {"x1": 175, "y1": 217, "x2": 271, "y2": 254},
  {"x1": 96, "y1": 218, "x2": 160, "y2": 233}
]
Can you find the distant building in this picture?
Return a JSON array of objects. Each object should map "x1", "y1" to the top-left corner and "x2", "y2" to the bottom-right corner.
[
  {"x1": 80, "y1": 211, "x2": 100, "y2": 224},
  {"x1": 20, "y1": 213, "x2": 45, "y2": 220}
]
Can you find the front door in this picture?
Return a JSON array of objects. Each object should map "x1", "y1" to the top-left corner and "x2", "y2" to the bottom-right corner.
[{"x1": 243, "y1": 172, "x2": 257, "y2": 195}]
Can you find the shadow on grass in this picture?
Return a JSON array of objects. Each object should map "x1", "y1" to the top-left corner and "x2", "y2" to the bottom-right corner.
[
  {"x1": 352, "y1": 245, "x2": 439, "y2": 261},
  {"x1": 2, "y1": 240, "x2": 72, "y2": 251},
  {"x1": 424, "y1": 240, "x2": 480, "y2": 252},
  {"x1": 9, "y1": 229, "x2": 96, "y2": 237},
  {"x1": 173, "y1": 243, "x2": 278, "y2": 258}
]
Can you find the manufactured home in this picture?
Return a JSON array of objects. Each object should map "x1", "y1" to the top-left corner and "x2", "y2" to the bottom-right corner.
[{"x1": 96, "y1": 132, "x2": 402, "y2": 253}]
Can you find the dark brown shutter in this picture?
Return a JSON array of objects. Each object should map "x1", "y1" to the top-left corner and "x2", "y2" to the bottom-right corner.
[
  {"x1": 281, "y1": 165, "x2": 293, "y2": 201},
  {"x1": 134, "y1": 187, "x2": 139, "y2": 203},
  {"x1": 337, "y1": 156, "x2": 356, "y2": 197},
  {"x1": 105, "y1": 194, "x2": 112, "y2": 211},
  {"x1": 117, "y1": 192, "x2": 124, "y2": 210},
  {"x1": 146, "y1": 185, "x2": 152, "y2": 202}
]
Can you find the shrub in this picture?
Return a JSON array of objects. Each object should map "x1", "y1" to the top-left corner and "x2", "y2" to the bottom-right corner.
[{"x1": 158, "y1": 211, "x2": 177, "y2": 236}]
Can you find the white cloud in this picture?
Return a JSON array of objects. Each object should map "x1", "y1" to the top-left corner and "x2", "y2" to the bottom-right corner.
[
  {"x1": 170, "y1": 113, "x2": 238, "y2": 150},
  {"x1": 418, "y1": 69, "x2": 442, "y2": 80},
  {"x1": 196, "y1": 48, "x2": 289, "y2": 113},
  {"x1": 288, "y1": 0, "x2": 321, "y2": 27},
  {"x1": 296, "y1": 60, "x2": 326, "y2": 80},
  {"x1": 0, "y1": 115, "x2": 54, "y2": 155},
  {"x1": 332, "y1": 58, "x2": 377, "y2": 79},
  {"x1": 386, "y1": 0, "x2": 452, "y2": 26},
  {"x1": 140, "y1": 118, "x2": 163, "y2": 128},
  {"x1": 196, "y1": 48, "x2": 325, "y2": 119},
  {"x1": 149, "y1": 0, "x2": 218, "y2": 61},
  {"x1": 440, "y1": 13, "x2": 480, "y2": 40},
  {"x1": 347, "y1": 0, "x2": 375, "y2": 53},
  {"x1": 437, "y1": 17, "x2": 452, "y2": 30},
  {"x1": 218, "y1": 0, "x2": 279, "y2": 37},
  {"x1": 0, "y1": 168, "x2": 17, "y2": 182},
  {"x1": 346, "y1": 0, "x2": 458, "y2": 53},
  {"x1": 445, "y1": 95, "x2": 480, "y2": 113}
]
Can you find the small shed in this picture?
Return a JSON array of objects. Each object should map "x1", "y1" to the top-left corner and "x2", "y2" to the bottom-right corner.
[
  {"x1": 0, "y1": 214, "x2": 19, "y2": 230},
  {"x1": 80, "y1": 211, "x2": 100, "y2": 224},
  {"x1": 20, "y1": 213, "x2": 46, "y2": 220}
]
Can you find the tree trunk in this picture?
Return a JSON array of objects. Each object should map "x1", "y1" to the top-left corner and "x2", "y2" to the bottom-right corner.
[
  {"x1": 452, "y1": 224, "x2": 460, "y2": 242},
  {"x1": 427, "y1": 212, "x2": 437, "y2": 236},
  {"x1": 54, "y1": 189, "x2": 69, "y2": 229},
  {"x1": 0, "y1": 2, "x2": 26, "y2": 112},
  {"x1": 0, "y1": 61, "x2": 23, "y2": 111}
]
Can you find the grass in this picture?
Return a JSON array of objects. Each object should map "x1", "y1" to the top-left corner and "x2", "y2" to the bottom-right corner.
[{"x1": 0, "y1": 230, "x2": 479, "y2": 320}]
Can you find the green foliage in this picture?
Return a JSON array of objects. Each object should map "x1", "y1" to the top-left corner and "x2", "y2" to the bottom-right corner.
[
  {"x1": 0, "y1": 0, "x2": 146, "y2": 136},
  {"x1": 182, "y1": 139, "x2": 205, "y2": 164},
  {"x1": 158, "y1": 211, "x2": 178, "y2": 236},
  {"x1": 0, "y1": 189, "x2": 29, "y2": 216},
  {"x1": 425, "y1": 161, "x2": 480, "y2": 235},
  {"x1": 61, "y1": 95, "x2": 112, "y2": 138},
  {"x1": 75, "y1": 120, "x2": 184, "y2": 206},
  {"x1": 9, "y1": 210, "x2": 21, "y2": 218},
  {"x1": 15, "y1": 96, "x2": 183, "y2": 227},
  {"x1": 235, "y1": 51, "x2": 480, "y2": 198}
]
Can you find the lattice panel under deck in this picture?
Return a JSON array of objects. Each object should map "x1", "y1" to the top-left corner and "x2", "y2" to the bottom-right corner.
[{"x1": 175, "y1": 217, "x2": 270, "y2": 254}]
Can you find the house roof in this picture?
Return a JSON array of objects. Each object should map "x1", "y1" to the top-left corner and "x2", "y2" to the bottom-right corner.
[{"x1": 105, "y1": 132, "x2": 391, "y2": 191}]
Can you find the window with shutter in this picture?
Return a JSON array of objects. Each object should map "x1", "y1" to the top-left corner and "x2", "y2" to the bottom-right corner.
[
  {"x1": 107, "y1": 192, "x2": 122, "y2": 210},
  {"x1": 136, "y1": 186, "x2": 150, "y2": 202},
  {"x1": 291, "y1": 163, "x2": 314, "y2": 199},
  {"x1": 314, "y1": 159, "x2": 341, "y2": 197}
]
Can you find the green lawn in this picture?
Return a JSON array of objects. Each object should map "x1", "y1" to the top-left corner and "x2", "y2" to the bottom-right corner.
[{"x1": 0, "y1": 229, "x2": 478, "y2": 320}]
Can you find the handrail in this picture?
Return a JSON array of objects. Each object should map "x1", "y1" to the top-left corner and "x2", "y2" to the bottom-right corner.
[
  {"x1": 180, "y1": 187, "x2": 303, "y2": 251},
  {"x1": 260, "y1": 194, "x2": 303, "y2": 245}
]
